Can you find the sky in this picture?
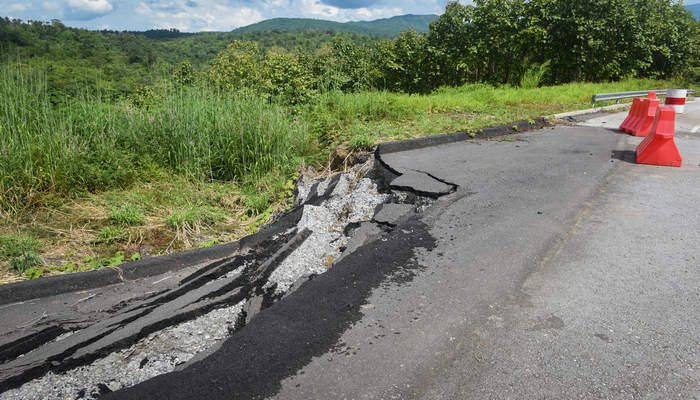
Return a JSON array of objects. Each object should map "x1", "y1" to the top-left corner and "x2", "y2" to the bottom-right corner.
[
  {"x1": 0, "y1": 0, "x2": 458, "y2": 32},
  {"x1": 2, "y1": 0, "x2": 699, "y2": 32}
]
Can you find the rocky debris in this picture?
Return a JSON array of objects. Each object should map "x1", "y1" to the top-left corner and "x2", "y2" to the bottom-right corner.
[{"x1": 266, "y1": 162, "x2": 389, "y2": 294}]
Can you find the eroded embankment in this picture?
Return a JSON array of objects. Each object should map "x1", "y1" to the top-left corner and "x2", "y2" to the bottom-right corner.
[{"x1": 0, "y1": 153, "x2": 458, "y2": 400}]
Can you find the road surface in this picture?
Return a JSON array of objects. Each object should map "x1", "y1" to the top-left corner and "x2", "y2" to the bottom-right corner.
[{"x1": 106, "y1": 102, "x2": 700, "y2": 399}]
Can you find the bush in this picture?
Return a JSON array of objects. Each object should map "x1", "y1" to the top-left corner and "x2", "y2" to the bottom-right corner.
[
  {"x1": 173, "y1": 61, "x2": 196, "y2": 87},
  {"x1": 207, "y1": 41, "x2": 261, "y2": 91}
]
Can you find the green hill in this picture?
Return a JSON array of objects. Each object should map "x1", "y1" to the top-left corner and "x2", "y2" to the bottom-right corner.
[
  {"x1": 687, "y1": 4, "x2": 700, "y2": 20},
  {"x1": 234, "y1": 14, "x2": 439, "y2": 37}
]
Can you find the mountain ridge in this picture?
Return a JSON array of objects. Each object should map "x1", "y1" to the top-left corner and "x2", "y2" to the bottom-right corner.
[{"x1": 233, "y1": 14, "x2": 439, "y2": 37}]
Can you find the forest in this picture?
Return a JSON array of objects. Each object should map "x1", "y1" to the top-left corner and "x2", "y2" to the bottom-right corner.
[{"x1": 0, "y1": 0, "x2": 698, "y2": 281}]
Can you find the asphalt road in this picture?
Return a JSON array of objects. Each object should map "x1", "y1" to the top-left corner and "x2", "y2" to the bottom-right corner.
[{"x1": 109, "y1": 104, "x2": 700, "y2": 399}]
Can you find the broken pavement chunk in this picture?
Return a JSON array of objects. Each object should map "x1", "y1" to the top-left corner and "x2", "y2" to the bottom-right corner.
[
  {"x1": 372, "y1": 203, "x2": 414, "y2": 226},
  {"x1": 390, "y1": 170, "x2": 455, "y2": 198}
]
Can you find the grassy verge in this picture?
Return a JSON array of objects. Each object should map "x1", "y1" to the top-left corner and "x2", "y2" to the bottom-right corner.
[
  {"x1": 311, "y1": 78, "x2": 679, "y2": 148},
  {"x1": 0, "y1": 64, "x2": 680, "y2": 283}
]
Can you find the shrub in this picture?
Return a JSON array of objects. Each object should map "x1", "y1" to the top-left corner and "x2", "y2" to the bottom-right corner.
[{"x1": 173, "y1": 61, "x2": 196, "y2": 87}]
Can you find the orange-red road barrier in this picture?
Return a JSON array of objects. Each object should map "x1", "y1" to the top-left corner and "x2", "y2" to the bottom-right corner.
[
  {"x1": 636, "y1": 106, "x2": 682, "y2": 167},
  {"x1": 620, "y1": 92, "x2": 658, "y2": 136},
  {"x1": 620, "y1": 98, "x2": 642, "y2": 133},
  {"x1": 629, "y1": 98, "x2": 660, "y2": 137}
]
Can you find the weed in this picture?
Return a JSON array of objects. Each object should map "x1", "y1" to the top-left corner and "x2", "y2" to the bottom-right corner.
[
  {"x1": 520, "y1": 60, "x2": 551, "y2": 89},
  {"x1": 167, "y1": 208, "x2": 201, "y2": 230},
  {"x1": 244, "y1": 190, "x2": 271, "y2": 216},
  {"x1": 25, "y1": 266, "x2": 45, "y2": 279},
  {"x1": 10, "y1": 251, "x2": 43, "y2": 274},
  {"x1": 109, "y1": 204, "x2": 145, "y2": 226},
  {"x1": 98, "y1": 226, "x2": 126, "y2": 244},
  {"x1": 0, "y1": 234, "x2": 41, "y2": 259},
  {"x1": 349, "y1": 134, "x2": 375, "y2": 151},
  {"x1": 106, "y1": 252, "x2": 125, "y2": 266},
  {"x1": 246, "y1": 207, "x2": 275, "y2": 234},
  {"x1": 198, "y1": 238, "x2": 225, "y2": 248}
]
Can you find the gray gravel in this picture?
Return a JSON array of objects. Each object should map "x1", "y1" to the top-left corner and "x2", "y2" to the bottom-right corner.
[
  {"x1": 0, "y1": 300, "x2": 245, "y2": 400},
  {"x1": 267, "y1": 161, "x2": 389, "y2": 294}
]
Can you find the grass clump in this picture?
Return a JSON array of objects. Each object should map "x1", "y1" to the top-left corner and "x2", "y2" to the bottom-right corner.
[
  {"x1": 109, "y1": 204, "x2": 145, "y2": 226},
  {"x1": 0, "y1": 234, "x2": 41, "y2": 259},
  {"x1": 0, "y1": 64, "x2": 312, "y2": 216},
  {"x1": 349, "y1": 133, "x2": 375, "y2": 151},
  {"x1": 243, "y1": 190, "x2": 271, "y2": 216},
  {"x1": 167, "y1": 206, "x2": 223, "y2": 230},
  {"x1": 97, "y1": 226, "x2": 126, "y2": 245},
  {"x1": 0, "y1": 234, "x2": 44, "y2": 275},
  {"x1": 10, "y1": 252, "x2": 44, "y2": 274}
]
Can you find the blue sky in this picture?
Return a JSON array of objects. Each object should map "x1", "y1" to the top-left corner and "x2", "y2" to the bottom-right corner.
[
  {"x1": 2, "y1": 0, "x2": 698, "y2": 32},
  {"x1": 0, "y1": 0, "x2": 456, "y2": 32}
]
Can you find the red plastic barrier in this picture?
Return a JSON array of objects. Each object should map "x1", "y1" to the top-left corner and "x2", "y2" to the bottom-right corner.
[
  {"x1": 620, "y1": 98, "x2": 642, "y2": 133},
  {"x1": 620, "y1": 92, "x2": 658, "y2": 134},
  {"x1": 629, "y1": 98, "x2": 659, "y2": 137},
  {"x1": 636, "y1": 106, "x2": 682, "y2": 167}
]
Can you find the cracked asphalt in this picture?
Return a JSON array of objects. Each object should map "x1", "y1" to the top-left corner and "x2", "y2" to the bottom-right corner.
[{"x1": 107, "y1": 103, "x2": 698, "y2": 399}]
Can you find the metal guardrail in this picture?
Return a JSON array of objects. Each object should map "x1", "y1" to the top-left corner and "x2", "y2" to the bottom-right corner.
[{"x1": 592, "y1": 89, "x2": 696, "y2": 106}]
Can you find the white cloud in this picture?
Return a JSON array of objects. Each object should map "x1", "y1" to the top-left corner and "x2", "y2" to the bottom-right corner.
[
  {"x1": 6, "y1": 2, "x2": 30, "y2": 12},
  {"x1": 63, "y1": 0, "x2": 114, "y2": 19},
  {"x1": 66, "y1": 0, "x2": 113, "y2": 13},
  {"x1": 41, "y1": 1, "x2": 61, "y2": 9},
  {"x1": 135, "y1": 0, "x2": 263, "y2": 31},
  {"x1": 294, "y1": 0, "x2": 402, "y2": 22}
]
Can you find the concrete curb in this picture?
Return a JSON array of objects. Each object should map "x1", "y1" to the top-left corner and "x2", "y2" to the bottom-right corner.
[
  {"x1": 552, "y1": 103, "x2": 631, "y2": 119},
  {"x1": 0, "y1": 206, "x2": 304, "y2": 306},
  {"x1": 377, "y1": 117, "x2": 549, "y2": 155}
]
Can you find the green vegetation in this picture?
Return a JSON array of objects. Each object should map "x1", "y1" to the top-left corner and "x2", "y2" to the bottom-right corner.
[
  {"x1": 0, "y1": 0, "x2": 697, "y2": 283},
  {"x1": 0, "y1": 234, "x2": 43, "y2": 274},
  {"x1": 109, "y1": 204, "x2": 145, "y2": 226},
  {"x1": 0, "y1": 18, "x2": 378, "y2": 97}
]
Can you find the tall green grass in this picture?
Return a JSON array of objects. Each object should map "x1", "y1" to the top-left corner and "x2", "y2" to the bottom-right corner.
[
  {"x1": 0, "y1": 64, "x2": 312, "y2": 214},
  {"x1": 0, "y1": 62, "x2": 678, "y2": 216}
]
